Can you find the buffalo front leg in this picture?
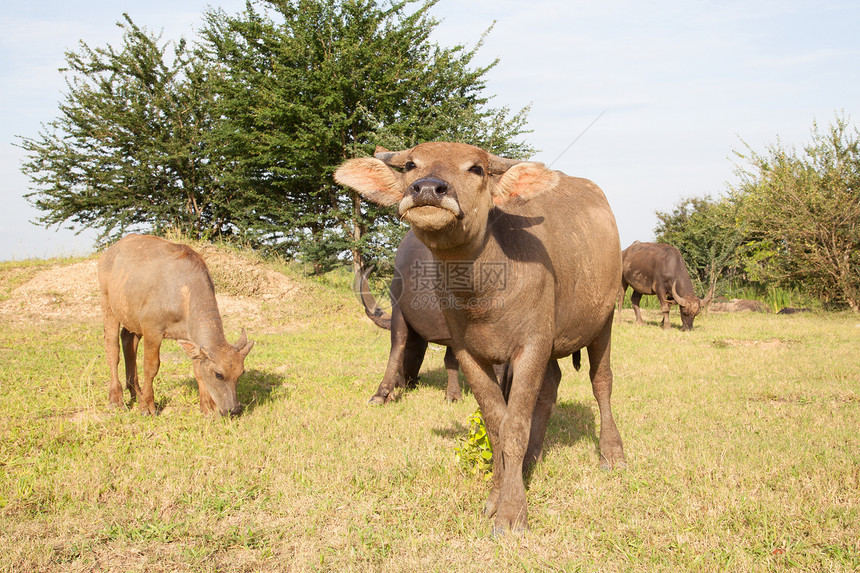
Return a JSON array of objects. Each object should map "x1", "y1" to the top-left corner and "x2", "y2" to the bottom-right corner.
[
  {"x1": 616, "y1": 283, "x2": 627, "y2": 323},
  {"x1": 658, "y1": 294, "x2": 672, "y2": 330},
  {"x1": 587, "y1": 317, "x2": 627, "y2": 470},
  {"x1": 120, "y1": 328, "x2": 142, "y2": 400},
  {"x1": 138, "y1": 335, "x2": 162, "y2": 415},
  {"x1": 443, "y1": 346, "x2": 462, "y2": 402},
  {"x1": 455, "y1": 351, "x2": 507, "y2": 517},
  {"x1": 631, "y1": 291, "x2": 644, "y2": 326},
  {"x1": 486, "y1": 348, "x2": 549, "y2": 534},
  {"x1": 102, "y1": 308, "x2": 123, "y2": 408},
  {"x1": 523, "y1": 360, "x2": 561, "y2": 474}
]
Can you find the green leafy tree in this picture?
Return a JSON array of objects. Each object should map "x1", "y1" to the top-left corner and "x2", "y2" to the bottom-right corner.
[
  {"x1": 731, "y1": 114, "x2": 860, "y2": 311},
  {"x1": 19, "y1": 15, "x2": 229, "y2": 244},
  {"x1": 654, "y1": 195, "x2": 743, "y2": 298},
  {"x1": 199, "y1": 0, "x2": 534, "y2": 271}
]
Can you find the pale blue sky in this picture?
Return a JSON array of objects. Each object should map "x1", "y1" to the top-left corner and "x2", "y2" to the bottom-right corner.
[{"x1": 2, "y1": 0, "x2": 858, "y2": 260}]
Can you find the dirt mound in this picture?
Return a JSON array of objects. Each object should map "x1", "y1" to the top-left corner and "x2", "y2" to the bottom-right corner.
[
  {"x1": 0, "y1": 246, "x2": 301, "y2": 326},
  {"x1": 195, "y1": 244, "x2": 300, "y2": 300},
  {"x1": 0, "y1": 259, "x2": 101, "y2": 321},
  {"x1": 708, "y1": 298, "x2": 769, "y2": 313}
]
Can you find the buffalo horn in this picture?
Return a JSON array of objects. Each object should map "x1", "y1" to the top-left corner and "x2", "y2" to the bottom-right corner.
[
  {"x1": 374, "y1": 146, "x2": 522, "y2": 174},
  {"x1": 671, "y1": 282, "x2": 689, "y2": 307},
  {"x1": 487, "y1": 154, "x2": 523, "y2": 174},
  {"x1": 374, "y1": 148, "x2": 410, "y2": 168},
  {"x1": 234, "y1": 328, "x2": 248, "y2": 351}
]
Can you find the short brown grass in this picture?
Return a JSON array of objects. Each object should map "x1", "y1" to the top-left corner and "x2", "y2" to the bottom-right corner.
[{"x1": 0, "y1": 250, "x2": 857, "y2": 572}]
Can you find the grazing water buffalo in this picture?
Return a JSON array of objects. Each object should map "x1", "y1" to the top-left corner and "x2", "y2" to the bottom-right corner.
[
  {"x1": 617, "y1": 241, "x2": 706, "y2": 331},
  {"x1": 357, "y1": 230, "x2": 462, "y2": 404},
  {"x1": 98, "y1": 234, "x2": 254, "y2": 416},
  {"x1": 336, "y1": 142, "x2": 626, "y2": 533}
]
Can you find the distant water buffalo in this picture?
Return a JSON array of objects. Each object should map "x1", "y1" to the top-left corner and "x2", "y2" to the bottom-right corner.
[
  {"x1": 336, "y1": 141, "x2": 626, "y2": 534},
  {"x1": 617, "y1": 241, "x2": 708, "y2": 331},
  {"x1": 357, "y1": 230, "x2": 462, "y2": 404},
  {"x1": 98, "y1": 234, "x2": 254, "y2": 415},
  {"x1": 778, "y1": 307, "x2": 812, "y2": 315}
]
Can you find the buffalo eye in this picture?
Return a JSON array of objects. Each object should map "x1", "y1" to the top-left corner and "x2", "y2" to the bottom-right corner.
[
  {"x1": 404, "y1": 161, "x2": 416, "y2": 172},
  {"x1": 468, "y1": 165, "x2": 484, "y2": 177}
]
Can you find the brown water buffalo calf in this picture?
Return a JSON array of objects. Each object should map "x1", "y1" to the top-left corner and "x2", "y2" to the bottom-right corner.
[
  {"x1": 357, "y1": 230, "x2": 462, "y2": 404},
  {"x1": 617, "y1": 241, "x2": 705, "y2": 331},
  {"x1": 336, "y1": 142, "x2": 626, "y2": 534},
  {"x1": 98, "y1": 234, "x2": 254, "y2": 415}
]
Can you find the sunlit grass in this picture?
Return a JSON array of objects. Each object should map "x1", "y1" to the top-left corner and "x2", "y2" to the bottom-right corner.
[{"x1": 0, "y1": 255, "x2": 858, "y2": 572}]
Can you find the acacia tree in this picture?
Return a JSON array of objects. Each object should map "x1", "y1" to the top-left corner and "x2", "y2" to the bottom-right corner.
[
  {"x1": 731, "y1": 114, "x2": 860, "y2": 311},
  {"x1": 199, "y1": 0, "x2": 533, "y2": 271},
  {"x1": 19, "y1": 15, "x2": 230, "y2": 244},
  {"x1": 21, "y1": 2, "x2": 532, "y2": 267}
]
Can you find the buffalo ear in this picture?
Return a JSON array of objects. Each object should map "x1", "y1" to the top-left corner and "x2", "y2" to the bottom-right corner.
[
  {"x1": 178, "y1": 339, "x2": 210, "y2": 361},
  {"x1": 334, "y1": 158, "x2": 403, "y2": 206},
  {"x1": 492, "y1": 162, "x2": 560, "y2": 205}
]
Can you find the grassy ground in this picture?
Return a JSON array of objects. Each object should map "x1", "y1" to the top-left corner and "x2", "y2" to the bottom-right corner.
[{"x1": 0, "y1": 252, "x2": 858, "y2": 572}]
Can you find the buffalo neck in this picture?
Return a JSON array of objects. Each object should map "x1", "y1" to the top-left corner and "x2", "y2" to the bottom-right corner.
[
  {"x1": 422, "y1": 218, "x2": 510, "y2": 304},
  {"x1": 184, "y1": 281, "x2": 228, "y2": 350}
]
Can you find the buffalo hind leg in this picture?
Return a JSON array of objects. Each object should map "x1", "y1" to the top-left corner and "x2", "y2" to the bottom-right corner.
[
  {"x1": 587, "y1": 317, "x2": 626, "y2": 470},
  {"x1": 368, "y1": 307, "x2": 424, "y2": 405},
  {"x1": 402, "y1": 327, "x2": 428, "y2": 390},
  {"x1": 103, "y1": 307, "x2": 123, "y2": 408},
  {"x1": 443, "y1": 346, "x2": 462, "y2": 402}
]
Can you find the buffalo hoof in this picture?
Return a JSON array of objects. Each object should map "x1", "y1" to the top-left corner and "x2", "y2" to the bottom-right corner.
[
  {"x1": 368, "y1": 391, "x2": 395, "y2": 406},
  {"x1": 599, "y1": 455, "x2": 628, "y2": 471},
  {"x1": 492, "y1": 505, "x2": 528, "y2": 535},
  {"x1": 492, "y1": 522, "x2": 528, "y2": 539},
  {"x1": 138, "y1": 402, "x2": 158, "y2": 415}
]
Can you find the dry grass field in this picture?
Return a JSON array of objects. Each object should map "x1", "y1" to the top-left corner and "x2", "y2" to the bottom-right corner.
[{"x1": 0, "y1": 244, "x2": 857, "y2": 572}]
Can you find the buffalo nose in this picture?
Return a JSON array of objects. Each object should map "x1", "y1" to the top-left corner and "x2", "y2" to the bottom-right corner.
[{"x1": 411, "y1": 177, "x2": 448, "y2": 196}]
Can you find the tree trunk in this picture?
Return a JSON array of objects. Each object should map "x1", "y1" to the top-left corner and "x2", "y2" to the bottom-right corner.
[{"x1": 351, "y1": 191, "x2": 365, "y2": 275}]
